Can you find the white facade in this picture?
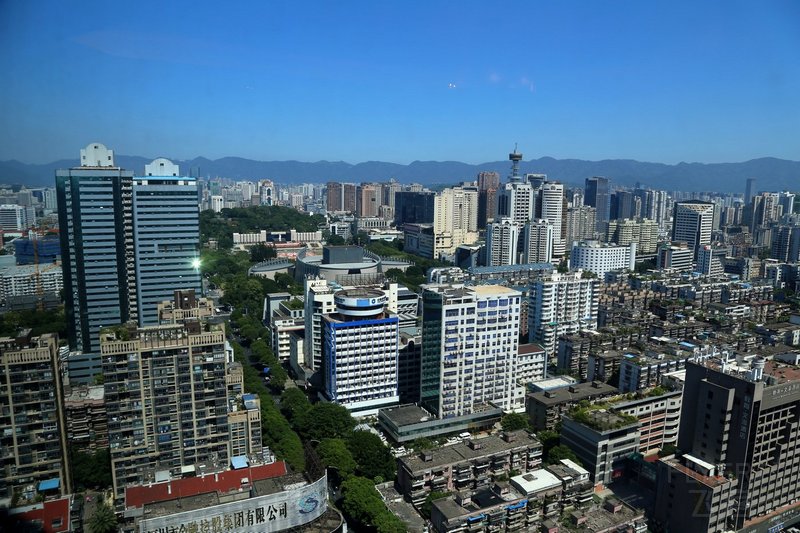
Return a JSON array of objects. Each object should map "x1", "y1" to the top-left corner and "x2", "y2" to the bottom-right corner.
[
  {"x1": 570, "y1": 241, "x2": 636, "y2": 278},
  {"x1": 523, "y1": 219, "x2": 554, "y2": 264},
  {"x1": 322, "y1": 289, "x2": 400, "y2": 414},
  {"x1": 80, "y1": 142, "x2": 114, "y2": 167},
  {"x1": 210, "y1": 195, "x2": 224, "y2": 212},
  {"x1": 528, "y1": 271, "x2": 599, "y2": 357},
  {"x1": 657, "y1": 244, "x2": 694, "y2": 272},
  {"x1": 672, "y1": 201, "x2": 714, "y2": 258},
  {"x1": 0, "y1": 263, "x2": 63, "y2": 302},
  {"x1": 422, "y1": 284, "x2": 524, "y2": 415},
  {"x1": 697, "y1": 245, "x2": 726, "y2": 277},
  {"x1": 0, "y1": 204, "x2": 34, "y2": 231},
  {"x1": 539, "y1": 182, "x2": 565, "y2": 257},
  {"x1": 486, "y1": 218, "x2": 519, "y2": 266},
  {"x1": 498, "y1": 182, "x2": 535, "y2": 225}
]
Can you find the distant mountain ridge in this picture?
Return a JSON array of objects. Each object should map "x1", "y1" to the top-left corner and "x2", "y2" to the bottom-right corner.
[{"x1": 1, "y1": 155, "x2": 798, "y2": 193}]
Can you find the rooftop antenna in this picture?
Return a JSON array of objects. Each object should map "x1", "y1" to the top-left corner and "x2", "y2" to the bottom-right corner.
[{"x1": 509, "y1": 144, "x2": 523, "y2": 182}]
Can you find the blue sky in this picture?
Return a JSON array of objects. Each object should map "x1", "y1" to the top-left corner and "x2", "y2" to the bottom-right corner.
[{"x1": 1, "y1": 1, "x2": 798, "y2": 164}]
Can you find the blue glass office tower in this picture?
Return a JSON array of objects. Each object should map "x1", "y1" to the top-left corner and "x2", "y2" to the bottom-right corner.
[
  {"x1": 57, "y1": 143, "x2": 136, "y2": 355},
  {"x1": 57, "y1": 144, "x2": 202, "y2": 363},
  {"x1": 134, "y1": 158, "x2": 201, "y2": 325},
  {"x1": 584, "y1": 176, "x2": 610, "y2": 233}
]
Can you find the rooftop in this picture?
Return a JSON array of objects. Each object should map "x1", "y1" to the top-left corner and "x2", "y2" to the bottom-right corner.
[
  {"x1": 567, "y1": 409, "x2": 639, "y2": 433},
  {"x1": 510, "y1": 468, "x2": 562, "y2": 495},
  {"x1": 399, "y1": 431, "x2": 541, "y2": 474},
  {"x1": 660, "y1": 456, "x2": 733, "y2": 489},
  {"x1": 528, "y1": 381, "x2": 618, "y2": 407}
]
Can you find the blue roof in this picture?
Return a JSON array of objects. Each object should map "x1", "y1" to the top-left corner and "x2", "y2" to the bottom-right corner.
[
  {"x1": 242, "y1": 393, "x2": 257, "y2": 402},
  {"x1": 38, "y1": 478, "x2": 60, "y2": 491},
  {"x1": 231, "y1": 456, "x2": 249, "y2": 470},
  {"x1": 262, "y1": 367, "x2": 271, "y2": 375},
  {"x1": 679, "y1": 341, "x2": 697, "y2": 349}
]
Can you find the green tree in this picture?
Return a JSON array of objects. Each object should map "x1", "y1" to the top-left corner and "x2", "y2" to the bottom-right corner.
[
  {"x1": 327, "y1": 234, "x2": 346, "y2": 245},
  {"x1": 374, "y1": 510, "x2": 408, "y2": 533},
  {"x1": 410, "y1": 437, "x2": 436, "y2": 452},
  {"x1": 250, "y1": 243, "x2": 277, "y2": 262},
  {"x1": 501, "y1": 413, "x2": 531, "y2": 432},
  {"x1": 536, "y1": 430, "x2": 560, "y2": 459},
  {"x1": 547, "y1": 444, "x2": 581, "y2": 465},
  {"x1": 70, "y1": 446, "x2": 113, "y2": 490},
  {"x1": 295, "y1": 402, "x2": 356, "y2": 441},
  {"x1": 280, "y1": 388, "x2": 311, "y2": 423},
  {"x1": 340, "y1": 476, "x2": 386, "y2": 529},
  {"x1": 88, "y1": 502, "x2": 117, "y2": 533},
  {"x1": 316, "y1": 438, "x2": 357, "y2": 478},
  {"x1": 347, "y1": 430, "x2": 396, "y2": 481},
  {"x1": 658, "y1": 443, "x2": 678, "y2": 458}
]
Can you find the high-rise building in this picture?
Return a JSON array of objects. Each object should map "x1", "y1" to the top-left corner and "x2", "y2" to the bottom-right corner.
[
  {"x1": 57, "y1": 143, "x2": 137, "y2": 354},
  {"x1": 0, "y1": 204, "x2": 35, "y2": 231},
  {"x1": 0, "y1": 334, "x2": 71, "y2": 501},
  {"x1": 522, "y1": 219, "x2": 554, "y2": 264},
  {"x1": 570, "y1": 241, "x2": 636, "y2": 278},
  {"x1": 477, "y1": 171, "x2": 500, "y2": 229},
  {"x1": 656, "y1": 242, "x2": 694, "y2": 272},
  {"x1": 135, "y1": 159, "x2": 202, "y2": 325},
  {"x1": 421, "y1": 285, "x2": 524, "y2": 417},
  {"x1": 497, "y1": 181, "x2": 535, "y2": 225},
  {"x1": 394, "y1": 191, "x2": 436, "y2": 225},
  {"x1": 771, "y1": 224, "x2": 800, "y2": 263},
  {"x1": 671, "y1": 200, "x2": 714, "y2": 259},
  {"x1": 486, "y1": 218, "x2": 519, "y2": 266},
  {"x1": 357, "y1": 183, "x2": 379, "y2": 217},
  {"x1": 654, "y1": 358, "x2": 800, "y2": 532},
  {"x1": 584, "y1": 177, "x2": 610, "y2": 232},
  {"x1": 326, "y1": 181, "x2": 343, "y2": 211},
  {"x1": 528, "y1": 272, "x2": 599, "y2": 357},
  {"x1": 103, "y1": 293, "x2": 262, "y2": 500},
  {"x1": 696, "y1": 245, "x2": 726, "y2": 277},
  {"x1": 258, "y1": 179, "x2": 274, "y2": 206},
  {"x1": 565, "y1": 205, "x2": 596, "y2": 246},
  {"x1": 606, "y1": 218, "x2": 659, "y2": 254},
  {"x1": 322, "y1": 289, "x2": 400, "y2": 415},
  {"x1": 538, "y1": 182, "x2": 565, "y2": 257},
  {"x1": 744, "y1": 177, "x2": 756, "y2": 206},
  {"x1": 342, "y1": 183, "x2": 357, "y2": 213},
  {"x1": 57, "y1": 145, "x2": 202, "y2": 366}
]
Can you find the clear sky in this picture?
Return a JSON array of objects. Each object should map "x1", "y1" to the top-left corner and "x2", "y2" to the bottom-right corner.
[{"x1": 1, "y1": 1, "x2": 798, "y2": 165}]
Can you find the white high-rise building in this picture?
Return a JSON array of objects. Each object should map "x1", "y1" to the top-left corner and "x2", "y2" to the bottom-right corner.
[
  {"x1": 523, "y1": 219, "x2": 554, "y2": 264},
  {"x1": 538, "y1": 182, "x2": 565, "y2": 257},
  {"x1": 486, "y1": 218, "x2": 519, "y2": 266},
  {"x1": 570, "y1": 241, "x2": 636, "y2": 278},
  {"x1": 528, "y1": 272, "x2": 599, "y2": 357},
  {"x1": 322, "y1": 289, "x2": 400, "y2": 415},
  {"x1": 607, "y1": 218, "x2": 659, "y2": 254},
  {"x1": 497, "y1": 181, "x2": 536, "y2": 226},
  {"x1": 671, "y1": 200, "x2": 714, "y2": 259},
  {"x1": 696, "y1": 245, "x2": 726, "y2": 277},
  {"x1": 430, "y1": 185, "x2": 480, "y2": 255},
  {"x1": 420, "y1": 284, "x2": 524, "y2": 415}
]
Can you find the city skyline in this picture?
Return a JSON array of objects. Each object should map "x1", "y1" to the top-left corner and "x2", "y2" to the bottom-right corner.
[{"x1": 1, "y1": 2, "x2": 799, "y2": 165}]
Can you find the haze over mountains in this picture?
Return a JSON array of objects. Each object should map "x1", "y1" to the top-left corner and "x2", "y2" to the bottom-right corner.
[{"x1": 1, "y1": 155, "x2": 798, "y2": 193}]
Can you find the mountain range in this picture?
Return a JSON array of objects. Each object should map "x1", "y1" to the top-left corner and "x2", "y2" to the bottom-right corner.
[{"x1": 1, "y1": 155, "x2": 798, "y2": 193}]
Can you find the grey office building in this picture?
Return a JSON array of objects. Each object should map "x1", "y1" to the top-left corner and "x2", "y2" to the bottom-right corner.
[{"x1": 654, "y1": 358, "x2": 800, "y2": 532}]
